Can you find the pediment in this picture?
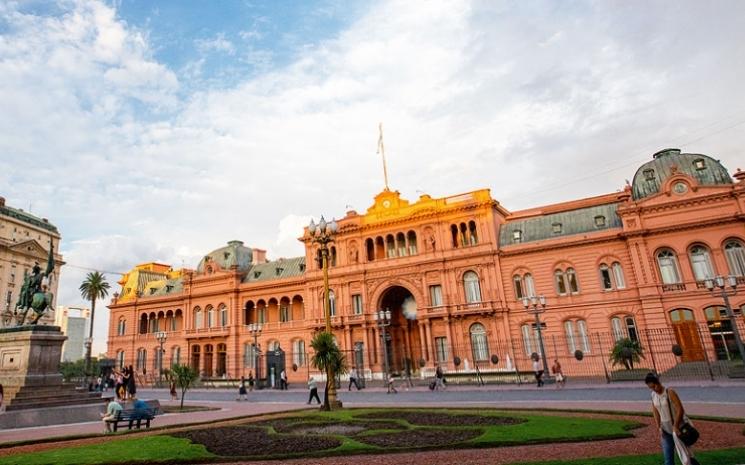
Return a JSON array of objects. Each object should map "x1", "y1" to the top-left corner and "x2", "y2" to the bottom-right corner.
[
  {"x1": 633, "y1": 181, "x2": 732, "y2": 209},
  {"x1": 8, "y1": 239, "x2": 49, "y2": 259}
]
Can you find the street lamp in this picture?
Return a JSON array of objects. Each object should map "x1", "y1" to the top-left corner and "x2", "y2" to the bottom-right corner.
[
  {"x1": 83, "y1": 337, "x2": 93, "y2": 389},
  {"x1": 248, "y1": 323, "x2": 263, "y2": 388},
  {"x1": 308, "y1": 216, "x2": 340, "y2": 407},
  {"x1": 155, "y1": 331, "x2": 167, "y2": 384},
  {"x1": 374, "y1": 308, "x2": 392, "y2": 382},
  {"x1": 705, "y1": 276, "x2": 745, "y2": 363},
  {"x1": 522, "y1": 295, "x2": 549, "y2": 375}
]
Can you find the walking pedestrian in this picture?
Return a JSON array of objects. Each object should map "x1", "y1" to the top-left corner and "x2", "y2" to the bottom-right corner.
[
  {"x1": 532, "y1": 356, "x2": 544, "y2": 387},
  {"x1": 348, "y1": 368, "x2": 361, "y2": 391},
  {"x1": 169, "y1": 378, "x2": 178, "y2": 401},
  {"x1": 434, "y1": 365, "x2": 446, "y2": 390},
  {"x1": 248, "y1": 371, "x2": 255, "y2": 391},
  {"x1": 237, "y1": 376, "x2": 248, "y2": 401},
  {"x1": 386, "y1": 374, "x2": 398, "y2": 394},
  {"x1": 552, "y1": 359, "x2": 565, "y2": 389},
  {"x1": 280, "y1": 369, "x2": 288, "y2": 390},
  {"x1": 307, "y1": 376, "x2": 321, "y2": 405},
  {"x1": 646, "y1": 373, "x2": 700, "y2": 465}
]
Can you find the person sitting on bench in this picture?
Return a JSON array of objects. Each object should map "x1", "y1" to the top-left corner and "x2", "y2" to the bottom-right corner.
[{"x1": 101, "y1": 397, "x2": 123, "y2": 433}]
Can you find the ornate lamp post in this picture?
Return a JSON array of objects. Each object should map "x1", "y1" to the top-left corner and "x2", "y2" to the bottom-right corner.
[
  {"x1": 374, "y1": 308, "x2": 392, "y2": 381},
  {"x1": 155, "y1": 331, "x2": 167, "y2": 384},
  {"x1": 248, "y1": 323, "x2": 263, "y2": 388},
  {"x1": 308, "y1": 216, "x2": 339, "y2": 406},
  {"x1": 705, "y1": 276, "x2": 745, "y2": 363},
  {"x1": 522, "y1": 295, "x2": 549, "y2": 375}
]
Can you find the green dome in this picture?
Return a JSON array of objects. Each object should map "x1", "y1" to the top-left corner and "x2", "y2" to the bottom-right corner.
[
  {"x1": 631, "y1": 148, "x2": 733, "y2": 200},
  {"x1": 197, "y1": 240, "x2": 253, "y2": 273}
]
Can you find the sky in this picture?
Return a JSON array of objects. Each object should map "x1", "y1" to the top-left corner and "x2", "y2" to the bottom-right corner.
[{"x1": 1, "y1": 0, "x2": 744, "y2": 355}]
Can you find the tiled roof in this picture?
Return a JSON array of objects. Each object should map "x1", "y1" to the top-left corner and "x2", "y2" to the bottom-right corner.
[
  {"x1": 243, "y1": 256, "x2": 306, "y2": 283},
  {"x1": 197, "y1": 240, "x2": 253, "y2": 273},
  {"x1": 0, "y1": 205, "x2": 59, "y2": 233},
  {"x1": 151, "y1": 278, "x2": 184, "y2": 296},
  {"x1": 631, "y1": 149, "x2": 733, "y2": 200},
  {"x1": 499, "y1": 203, "x2": 622, "y2": 246}
]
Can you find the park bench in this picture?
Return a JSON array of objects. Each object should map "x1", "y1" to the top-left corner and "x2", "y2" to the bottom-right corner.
[{"x1": 107, "y1": 399, "x2": 161, "y2": 432}]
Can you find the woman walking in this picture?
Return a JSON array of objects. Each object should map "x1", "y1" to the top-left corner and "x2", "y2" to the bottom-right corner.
[
  {"x1": 237, "y1": 376, "x2": 248, "y2": 401},
  {"x1": 645, "y1": 373, "x2": 700, "y2": 465}
]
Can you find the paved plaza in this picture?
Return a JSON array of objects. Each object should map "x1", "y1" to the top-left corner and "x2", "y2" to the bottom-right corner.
[{"x1": 2, "y1": 381, "x2": 743, "y2": 446}]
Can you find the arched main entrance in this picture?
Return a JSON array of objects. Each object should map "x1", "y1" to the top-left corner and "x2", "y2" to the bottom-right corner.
[{"x1": 379, "y1": 286, "x2": 423, "y2": 375}]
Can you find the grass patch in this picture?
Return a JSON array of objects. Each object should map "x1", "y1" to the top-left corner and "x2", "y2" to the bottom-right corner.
[
  {"x1": 0, "y1": 436, "x2": 214, "y2": 465},
  {"x1": 0, "y1": 408, "x2": 637, "y2": 464},
  {"x1": 160, "y1": 405, "x2": 218, "y2": 414},
  {"x1": 516, "y1": 447, "x2": 745, "y2": 465}
]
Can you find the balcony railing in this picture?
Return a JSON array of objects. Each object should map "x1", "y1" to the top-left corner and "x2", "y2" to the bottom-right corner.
[
  {"x1": 662, "y1": 283, "x2": 687, "y2": 292},
  {"x1": 184, "y1": 326, "x2": 229, "y2": 337}
]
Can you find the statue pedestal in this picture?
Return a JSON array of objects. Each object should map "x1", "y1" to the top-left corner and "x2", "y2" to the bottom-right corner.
[{"x1": 0, "y1": 326, "x2": 105, "y2": 428}]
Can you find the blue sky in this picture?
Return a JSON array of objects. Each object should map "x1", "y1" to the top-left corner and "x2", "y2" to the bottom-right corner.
[{"x1": 1, "y1": 0, "x2": 744, "y2": 353}]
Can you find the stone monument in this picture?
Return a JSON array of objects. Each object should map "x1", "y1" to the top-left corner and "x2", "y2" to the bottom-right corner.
[{"x1": 0, "y1": 241, "x2": 104, "y2": 428}]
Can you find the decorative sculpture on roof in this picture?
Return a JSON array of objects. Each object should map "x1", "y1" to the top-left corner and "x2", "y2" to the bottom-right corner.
[{"x1": 13, "y1": 241, "x2": 56, "y2": 325}]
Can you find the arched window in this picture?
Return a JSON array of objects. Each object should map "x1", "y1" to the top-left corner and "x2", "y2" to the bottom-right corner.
[
  {"x1": 468, "y1": 220, "x2": 478, "y2": 245},
  {"x1": 267, "y1": 340, "x2": 280, "y2": 351},
  {"x1": 206, "y1": 306, "x2": 215, "y2": 328},
  {"x1": 463, "y1": 271, "x2": 481, "y2": 303},
  {"x1": 171, "y1": 346, "x2": 181, "y2": 367},
  {"x1": 219, "y1": 304, "x2": 228, "y2": 326},
  {"x1": 375, "y1": 236, "x2": 385, "y2": 260},
  {"x1": 117, "y1": 317, "x2": 126, "y2": 336},
  {"x1": 407, "y1": 231, "x2": 417, "y2": 255},
  {"x1": 116, "y1": 350, "x2": 125, "y2": 369},
  {"x1": 513, "y1": 275, "x2": 524, "y2": 299},
  {"x1": 724, "y1": 240, "x2": 745, "y2": 277},
  {"x1": 599, "y1": 264, "x2": 613, "y2": 290},
  {"x1": 564, "y1": 319, "x2": 591, "y2": 354},
  {"x1": 194, "y1": 307, "x2": 203, "y2": 329},
  {"x1": 469, "y1": 323, "x2": 489, "y2": 362},
  {"x1": 670, "y1": 308, "x2": 695, "y2": 323},
  {"x1": 366, "y1": 238, "x2": 375, "y2": 262},
  {"x1": 451, "y1": 224, "x2": 459, "y2": 248},
  {"x1": 243, "y1": 343, "x2": 258, "y2": 369},
  {"x1": 139, "y1": 314, "x2": 148, "y2": 334},
  {"x1": 612, "y1": 262, "x2": 626, "y2": 289},
  {"x1": 566, "y1": 268, "x2": 579, "y2": 293},
  {"x1": 459, "y1": 223, "x2": 468, "y2": 246},
  {"x1": 330, "y1": 246, "x2": 337, "y2": 267},
  {"x1": 386, "y1": 234, "x2": 396, "y2": 258},
  {"x1": 689, "y1": 245, "x2": 715, "y2": 281},
  {"x1": 524, "y1": 273, "x2": 535, "y2": 297},
  {"x1": 292, "y1": 339, "x2": 306, "y2": 366},
  {"x1": 153, "y1": 346, "x2": 162, "y2": 372},
  {"x1": 657, "y1": 249, "x2": 681, "y2": 284},
  {"x1": 396, "y1": 232, "x2": 407, "y2": 257},
  {"x1": 611, "y1": 315, "x2": 638, "y2": 342},
  {"x1": 554, "y1": 270, "x2": 568, "y2": 295}
]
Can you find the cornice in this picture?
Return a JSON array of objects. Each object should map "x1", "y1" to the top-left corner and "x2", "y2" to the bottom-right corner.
[
  {"x1": 618, "y1": 191, "x2": 733, "y2": 215},
  {"x1": 619, "y1": 214, "x2": 742, "y2": 238}
]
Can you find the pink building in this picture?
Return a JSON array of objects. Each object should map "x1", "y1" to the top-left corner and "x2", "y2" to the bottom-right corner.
[{"x1": 108, "y1": 149, "x2": 745, "y2": 384}]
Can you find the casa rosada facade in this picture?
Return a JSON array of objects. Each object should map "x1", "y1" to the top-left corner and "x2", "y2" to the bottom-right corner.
[{"x1": 107, "y1": 149, "x2": 745, "y2": 383}]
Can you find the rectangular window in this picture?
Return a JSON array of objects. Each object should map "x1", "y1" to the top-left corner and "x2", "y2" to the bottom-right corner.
[
  {"x1": 352, "y1": 295, "x2": 363, "y2": 315},
  {"x1": 513, "y1": 276, "x2": 524, "y2": 299},
  {"x1": 280, "y1": 305, "x2": 290, "y2": 322},
  {"x1": 564, "y1": 321, "x2": 576, "y2": 353},
  {"x1": 435, "y1": 337, "x2": 448, "y2": 362},
  {"x1": 612, "y1": 263, "x2": 626, "y2": 289},
  {"x1": 6, "y1": 291, "x2": 12, "y2": 304},
  {"x1": 552, "y1": 223, "x2": 562, "y2": 234},
  {"x1": 594, "y1": 215, "x2": 606, "y2": 227},
  {"x1": 429, "y1": 285, "x2": 443, "y2": 306}
]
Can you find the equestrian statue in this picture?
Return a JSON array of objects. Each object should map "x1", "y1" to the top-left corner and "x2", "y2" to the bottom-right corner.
[{"x1": 14, "y1": 241, "x2": 56, "y2": 325}]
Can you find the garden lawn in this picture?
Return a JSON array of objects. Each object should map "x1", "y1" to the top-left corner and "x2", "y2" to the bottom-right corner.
[
  {"x1": 0, "y1": 436, "x2": 213, "y2": 465},
  {"x1": 517, "y1": 447, "x2": 745, "y2": 465}
]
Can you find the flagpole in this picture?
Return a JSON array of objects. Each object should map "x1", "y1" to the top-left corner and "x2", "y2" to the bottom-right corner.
[{"x1": 377, "y1": 122, "x2": 390, "y2": 191}]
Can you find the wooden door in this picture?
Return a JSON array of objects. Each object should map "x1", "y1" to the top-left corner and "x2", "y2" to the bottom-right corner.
[{"x1": 670, "y1": 309, "x2": 705, "y2": 362}]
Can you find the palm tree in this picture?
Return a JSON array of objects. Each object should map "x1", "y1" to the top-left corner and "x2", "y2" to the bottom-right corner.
[
  {"x1": 79, "y1": 271, "x2": 110, "y2": 375},
  {"x1": 310, "y1": 331, "x2": 347, "y2": 410},
  {"x1": 609, "y1": 337, "x2": 645, "y2": 370}
]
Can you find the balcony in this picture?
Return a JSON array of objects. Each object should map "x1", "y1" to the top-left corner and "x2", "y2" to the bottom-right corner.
[
  {"x1": 184, "y1": 327, "x2": 229, "y2": 338},
  {"x1": 453, "y1": 300, "x2": 498, "y2": 316},
  {"x1": 662, "y1": 283, "x2": 687, "y2": 292}
]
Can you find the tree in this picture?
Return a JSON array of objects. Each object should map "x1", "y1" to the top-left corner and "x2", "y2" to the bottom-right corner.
[
  {"x1": 60, "y1": 357, "x2": 100, "y2": 381},
  {"x1": 79, "y1": 271, "x2": 110, "y2": 374},
  {"x1": 310, "y1": 331, "x2": 348, "y2": 411},
  {"x1": 610, "y1": 338, "x2": 645, "y2": 370},
  {"x1": 171, "y1": 363, "x2": 198, "y2": 410}
]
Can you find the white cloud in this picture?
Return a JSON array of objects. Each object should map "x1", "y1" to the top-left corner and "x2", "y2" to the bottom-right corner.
[
  {"x1": 3, "y1": 0, "x2": 745, "y2": 353},
  {"x1": 195, "y1": 33, "x2": 236, "y2": 55}
]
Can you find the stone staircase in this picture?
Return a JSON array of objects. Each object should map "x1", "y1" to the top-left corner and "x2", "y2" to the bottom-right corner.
[{"x1": 4, "y1": 383, "x2": 103, "y2": 411}]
